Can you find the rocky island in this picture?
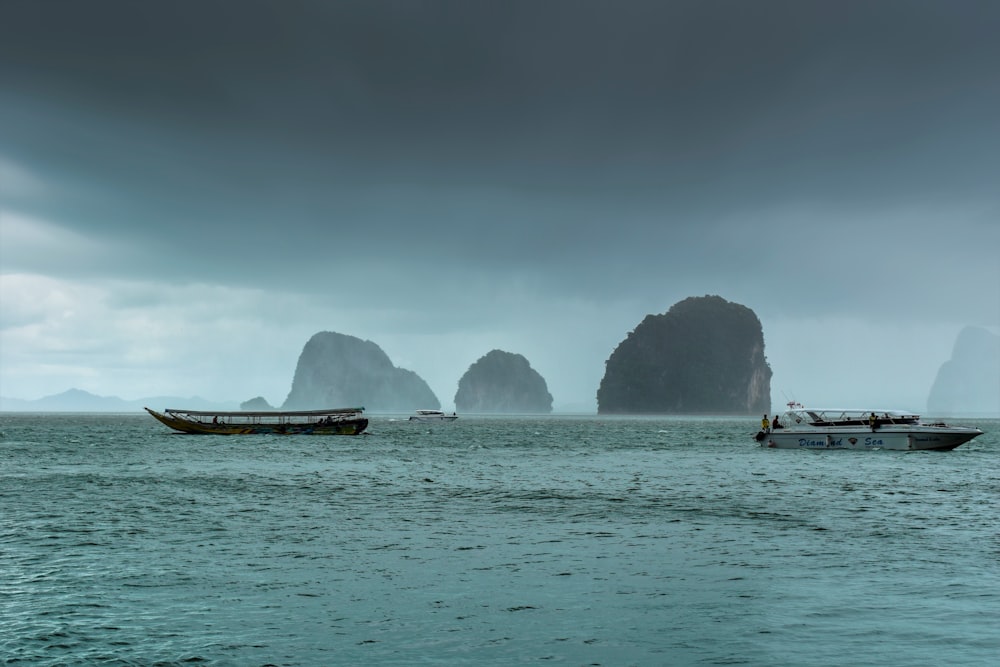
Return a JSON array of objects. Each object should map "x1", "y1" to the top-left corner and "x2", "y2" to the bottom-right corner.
[
  {"x1": 282, "y1": 331, "x2": 439, "y2": 412},
  {"x1": 597, "y1": 295, "x2": 772, "y2": 414},
  {"x1": 455, "y1": 350, "x2": 553, "y2": 413},
  {"x1": 240, "y1": 396, "x2": 274, "y2": 410},
  {"x1": 927, "y1": 326, "x2": 1000, "y2": 416}
]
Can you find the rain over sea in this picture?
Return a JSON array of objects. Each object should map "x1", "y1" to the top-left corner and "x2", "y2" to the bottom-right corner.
[{"x1": 1, "y1": 413, "x2": 998, "y2": 666}]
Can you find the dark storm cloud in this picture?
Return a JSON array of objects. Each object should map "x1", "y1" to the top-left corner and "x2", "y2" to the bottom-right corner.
[
  {"x1": 3, "y1": 0, "x2": 999, "y2": 410},
  {"x1": 2, "y1": 0, "x2": 998, "y2": 300}
]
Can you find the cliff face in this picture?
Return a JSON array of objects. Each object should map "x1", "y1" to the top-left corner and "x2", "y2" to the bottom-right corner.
[
  {"x1": 597, "y1": 295, "x2": 771, "y2": 415},
  {"x1": 455, "y1": 350, "x2": 553, "y2": 413},
  {"x1": 282, "y1": 332, "x2": 439, "y2": 412},
  {"x1": 927, "y1": 326, "x2": 1000, "y2": 416}
]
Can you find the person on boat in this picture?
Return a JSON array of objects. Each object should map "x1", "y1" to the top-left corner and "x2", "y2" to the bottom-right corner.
[
  {"x1": 772, "y1": 415, "x2": 782, "y2": 429},
  {"x1": 213, "y1": 416, "x2": 218, "y2": 424},
  {"x1": 869, "y1": 412, "x2": 878, "y2": 431},
  {"x1": 761, "y1": 414, "x2": 770, "y2": 432}
]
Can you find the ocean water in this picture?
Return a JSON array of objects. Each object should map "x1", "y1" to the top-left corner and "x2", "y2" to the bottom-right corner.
[{"x1": 1, "y1": 413, "x2": 997, "y2": 667}]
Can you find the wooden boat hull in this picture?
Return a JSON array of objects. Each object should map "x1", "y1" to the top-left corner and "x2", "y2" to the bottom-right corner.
[{"x1": 145, "y1": 408, "x2": 368, "y2": 435}]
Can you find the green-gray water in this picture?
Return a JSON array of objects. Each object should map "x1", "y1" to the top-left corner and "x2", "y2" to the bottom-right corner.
[{"x1": 2, "y1": 414, "x2": 997, "y2": 666}]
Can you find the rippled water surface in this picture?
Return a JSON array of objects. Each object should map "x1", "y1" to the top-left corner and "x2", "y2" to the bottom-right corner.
[{"x1": 1, "y1": 414, "x2": 998, "y2": 666}]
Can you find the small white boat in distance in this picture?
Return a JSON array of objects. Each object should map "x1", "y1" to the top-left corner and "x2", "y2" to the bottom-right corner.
[
  {"x1": 409, "y1": 409, "x2": 458, "y2": 422},
  {"x1": 755, "y1": 405, "x2": 982, "y2": 451}
]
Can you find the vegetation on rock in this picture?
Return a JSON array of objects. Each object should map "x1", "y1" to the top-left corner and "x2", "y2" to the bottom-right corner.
[
  {"x1": 455, "y1": 350, "x2": 553, "y2": 413},
  {"x1": 283, "y1": 332, "x2": 439, "y2": 412},
  {"x1": 597, "y1": 295, "x2": 771, "y2": 414}
]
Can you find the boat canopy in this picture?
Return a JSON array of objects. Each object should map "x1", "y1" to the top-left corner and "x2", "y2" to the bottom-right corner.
[
  {"x1": 783, "y1": 408, "x2": 920, "y2": 425},
  {"x1": 164, "y1": 407, "x2": 363, "y2": 417}
]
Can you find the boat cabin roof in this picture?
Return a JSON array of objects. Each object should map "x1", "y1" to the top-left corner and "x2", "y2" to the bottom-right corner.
[
  {"x1": 782, "y1": 408, "x2": 920, "y2": 424},
  {"x1": 164, "y1": 407, "x2": 363, "y2": 417}
]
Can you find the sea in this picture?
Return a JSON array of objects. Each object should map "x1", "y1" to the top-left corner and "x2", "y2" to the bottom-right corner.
[{"x1": 1, "y1": 413, "x2": 998, "y2": 667}]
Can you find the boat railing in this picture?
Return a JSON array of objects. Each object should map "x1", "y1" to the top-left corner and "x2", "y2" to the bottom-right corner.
[{"x1": 791, "y1": 409, "x2": 921, "y2": 427}]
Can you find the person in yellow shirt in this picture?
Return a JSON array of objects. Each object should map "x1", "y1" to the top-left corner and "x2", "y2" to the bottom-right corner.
[{"x1": 761, "y1": 414, "x2": 770, "y2": 432}]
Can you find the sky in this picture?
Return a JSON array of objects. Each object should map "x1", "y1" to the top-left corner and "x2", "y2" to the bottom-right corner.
[{"x1": 1, "y1": 0, "x2": 998, "y2": 413}]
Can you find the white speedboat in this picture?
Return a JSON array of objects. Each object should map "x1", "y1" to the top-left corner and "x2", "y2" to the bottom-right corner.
[
  {"x1": 755, "y1": 405, "x2": 982, "y2": 451},
  {"x1": 409, "y1": 409, "x2": 458, "y2": 422}
]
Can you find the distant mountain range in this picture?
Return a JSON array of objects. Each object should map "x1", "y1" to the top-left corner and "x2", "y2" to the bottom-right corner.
[{"x1": 0, "y1": 389, "x2": 238, "y2": 413}]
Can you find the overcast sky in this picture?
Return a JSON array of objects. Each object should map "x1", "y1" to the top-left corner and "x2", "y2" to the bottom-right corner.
[{"x1": 2, "y1": 0, "x2": 998, "y2": 412}]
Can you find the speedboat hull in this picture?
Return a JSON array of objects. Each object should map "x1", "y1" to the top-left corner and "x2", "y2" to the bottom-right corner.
[
  {"x1": 408, "y1": 410, "x2": 458, "y2": 422},
  {"x1": 756, "y1": 406, "x2": 983, "y2": 451},
  {"x1": 760, "y1": 426, "x2": 981, "y2": 451}
]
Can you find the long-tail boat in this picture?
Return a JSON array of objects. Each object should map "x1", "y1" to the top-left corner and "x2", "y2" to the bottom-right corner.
[{"x1": 145, "y1": 406, "x2": 368, "y2": 435}]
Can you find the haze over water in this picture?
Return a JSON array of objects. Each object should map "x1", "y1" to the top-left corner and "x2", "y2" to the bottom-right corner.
[
  {"x1": 2, "y1": 414, "x2": 997, "y2": 666},
  {"x1": 3, "y1": 2, "x2": 998, "y2": 411}
]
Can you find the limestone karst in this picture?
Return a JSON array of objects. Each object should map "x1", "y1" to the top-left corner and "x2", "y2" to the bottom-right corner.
[
  {"x1": 597, "y1": 295, "x2": 771, "y2": 414},
  {"x1": 455, "y1": 349, "x2": 553, "y2": 413},
  {"x1": 927, "y1": 326, "x2": 1000, "y2": 416},
  {"x1": 283, "y1": 331, "x2": 439, "y2": 412}
]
